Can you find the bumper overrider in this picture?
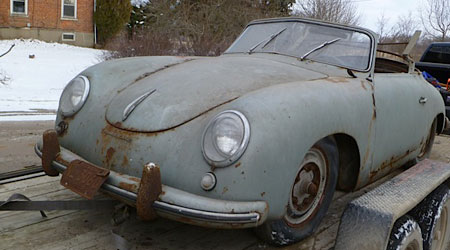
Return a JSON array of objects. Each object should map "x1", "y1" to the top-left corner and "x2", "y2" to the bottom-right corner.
[{"x1": 35, "y1": 129, "x2": 268, "y2": 228}]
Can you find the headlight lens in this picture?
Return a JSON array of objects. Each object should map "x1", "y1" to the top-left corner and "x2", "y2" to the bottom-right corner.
[
  {"x1": 59, "y1": 75, "x2": 90, "y2": 117},
  {"x1": 202, "y1": 110, "x2": 250, "y2": 167}
]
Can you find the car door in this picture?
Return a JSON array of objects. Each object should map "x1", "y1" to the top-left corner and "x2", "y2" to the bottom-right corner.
[{"x1": 370, "y1": 73, "x2": 432, "y2": 176}]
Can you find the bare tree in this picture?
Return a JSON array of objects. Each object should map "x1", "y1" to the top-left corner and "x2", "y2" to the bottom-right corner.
[
  {"x1": 420, "y1": 0, "x2": 450, "y2": 41},
  {"x1": 294, "y1": 0, "x2": 360, "y2": 25},
  {"x1": 376, "y1": 13, "x2": 390, "y2": 42},
  {"x1": 377, "y1": 12, "x2": 421, "y2": 58},
  {"x1": 391, "y1": 12, "x2": 418, "y2": 42}
]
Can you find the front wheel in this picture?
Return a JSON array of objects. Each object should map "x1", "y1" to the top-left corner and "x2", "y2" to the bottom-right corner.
[{"x1": 255, "y1": 137, "x2": 338, "y2": 246}]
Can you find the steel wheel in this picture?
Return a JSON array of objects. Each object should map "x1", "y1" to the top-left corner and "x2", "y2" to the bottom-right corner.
[
  {"x1": 388, "y1": 215, "x2": 423, "y2": 250},
  {"x1": 285, "y1": 147, "x2": 328, "y2": 226},
  {"x1": 255, "y1": 137, "x2": 338, "y2": 246},
  {"x1": 411, "y1": 185, "x2": 450, "y2": 250},
  {"x1": 431, "y1": 199, "x2": 449, "y2": 250}
]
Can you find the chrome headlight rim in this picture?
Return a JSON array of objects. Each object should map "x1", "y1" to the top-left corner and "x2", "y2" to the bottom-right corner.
[
  {"x1": 59, "y1": 75, "x2": 90, "y2": 117},
  {"x1": 202, "y1": 110, "x2": 250, "y2": 168}
]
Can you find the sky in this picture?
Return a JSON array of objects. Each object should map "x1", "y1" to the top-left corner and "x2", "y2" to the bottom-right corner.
[{"x1": 345, "y1": 0, "x2": 423, "y2": 32}]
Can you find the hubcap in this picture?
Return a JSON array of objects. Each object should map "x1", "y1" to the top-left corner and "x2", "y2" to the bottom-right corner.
[
  {"x1": 405, "y1": 241, "x2": 420, "y2": 250},
  {"x1": 285, "y1": 148, "x2": 327, "y2": 226}
]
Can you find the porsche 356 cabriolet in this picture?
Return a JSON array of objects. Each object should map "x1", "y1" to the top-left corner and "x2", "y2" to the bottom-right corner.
[{"x1": 36, "y1": 17, "x2": 446, "y2": 245}]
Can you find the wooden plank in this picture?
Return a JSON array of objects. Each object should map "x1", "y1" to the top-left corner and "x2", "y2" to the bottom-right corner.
[
  {"x1": 0, "y1": 176, "x2": 60, "y2": 195},
  {"x1": 0, "y1": 189, "x2": 82, "y2": 232},
  {"x1": 0, "y1": 209, "x2": 112, "y2": 250},
  {"x1": 0, "y1": 180, "x2": 66, "y2": 201}
]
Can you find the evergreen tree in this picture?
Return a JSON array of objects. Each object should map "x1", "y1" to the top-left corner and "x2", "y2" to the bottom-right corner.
[{"x1": 95, "y1": 0, "x2": 132, "y2": 44}]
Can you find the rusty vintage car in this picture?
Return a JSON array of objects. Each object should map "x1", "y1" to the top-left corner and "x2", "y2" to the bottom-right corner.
[{"x1": 35, "y1": 17, "x2": 446, "y2": 245}]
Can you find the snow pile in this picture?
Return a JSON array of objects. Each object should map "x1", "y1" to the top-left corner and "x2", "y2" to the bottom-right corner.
[
  {"x1": 131, "y1": 0, "x2": 149, "y2": 7},
  {"x1": 0, "y1": 39, "x2": 104, "y2": 121}
]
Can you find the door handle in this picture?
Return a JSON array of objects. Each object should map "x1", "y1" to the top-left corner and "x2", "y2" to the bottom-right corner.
[{"x1": 419, "y1": 97, "x2": 427, "y2": 104}]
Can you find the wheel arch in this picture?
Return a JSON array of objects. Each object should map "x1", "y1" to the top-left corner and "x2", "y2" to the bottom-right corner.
[{"x1": 333, "y1": 133, "x2": 361, "y2": 192}]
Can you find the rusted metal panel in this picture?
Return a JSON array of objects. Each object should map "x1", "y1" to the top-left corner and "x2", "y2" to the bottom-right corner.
[
  {"x1": 136, "y1": 163, "x2": 162, "y2": 221},
  {"x1": 35, "y1": 141, "x2": 269, "y2": 228},
  {"x1": 60, "y1": 159, "x2": 110, "y2": 200},
  {"x1": 41, "y1": 129, "x2": 60, "y2": 177}
]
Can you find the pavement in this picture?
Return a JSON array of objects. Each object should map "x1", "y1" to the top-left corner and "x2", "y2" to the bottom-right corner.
[
  {"x1": 0, "y1": 120, "x2": 53, "y2": 174},
  {"x1": 430, "y1": 134, "x2": 450, "y2": 163}
]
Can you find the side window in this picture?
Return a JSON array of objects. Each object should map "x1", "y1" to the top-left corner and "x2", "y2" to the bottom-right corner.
[
  {"x1": 11, "y1": 0, "x2": 27, "y2": 15},
  {"x1": 422, "y1": 45, "x2": 450, "y2": 64},
  {"x1": 62, "y1": 0, "x2": 76, "y2": 19}
]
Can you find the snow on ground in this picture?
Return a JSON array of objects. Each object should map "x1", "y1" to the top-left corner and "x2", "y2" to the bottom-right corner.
[{"x1": 0, "y1": 39, "x2": 104, "y2": 121}]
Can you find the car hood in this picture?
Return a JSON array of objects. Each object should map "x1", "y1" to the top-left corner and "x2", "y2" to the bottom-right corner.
[{"x1": 105, "y1": 55, "x2": 326, "y2": 132}]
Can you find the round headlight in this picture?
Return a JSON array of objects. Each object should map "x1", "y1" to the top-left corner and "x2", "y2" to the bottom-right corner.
[
  {"x1": 59, "y1": 75, "x2": 90, "y2": 117},
  {"x1": 202, "y1": 110, "x2": 250, "y2": 167}
]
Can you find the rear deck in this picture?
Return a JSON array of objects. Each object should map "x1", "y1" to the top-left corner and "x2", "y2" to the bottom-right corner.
[{"x1": 1, "y1": 135, "x2": 449, "y2": 250}]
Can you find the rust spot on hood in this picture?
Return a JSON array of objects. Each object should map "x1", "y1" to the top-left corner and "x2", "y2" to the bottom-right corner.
[
  {"x1": 106, "y1": 147, "x2": 116, "y2": 166},
  {"x1": 122, "y1": 155, "x2": 129, "y2": 167},
  {"x1": 324, "y1": 77, "x2": 349, "y2": 83}
]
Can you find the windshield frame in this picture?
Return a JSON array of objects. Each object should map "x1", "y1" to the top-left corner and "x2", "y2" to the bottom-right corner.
[{"x1": 224, "y1": 17, "x2": 377, "y2": 73}]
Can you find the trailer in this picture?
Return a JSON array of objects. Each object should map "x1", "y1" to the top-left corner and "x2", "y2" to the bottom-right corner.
[{"x1": 1, "y1": 135, "x2": 450, "y2": 250}]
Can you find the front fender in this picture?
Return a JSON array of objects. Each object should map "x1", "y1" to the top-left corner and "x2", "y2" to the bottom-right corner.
[{"x1": 211, "y1": 77, "x2": 373, "y2": 219}]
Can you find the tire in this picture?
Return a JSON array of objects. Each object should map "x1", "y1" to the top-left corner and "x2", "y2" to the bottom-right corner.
[
  {"x1": 387, "y1": 215, "x2": 423, "y2": 250},
  {"x1": 417, "y1": 119, "x2": 437, "y2": 161},
  {"x1": 410, "y1": 185, "x2": 450, "y2": 250},
  {"x1": 255, "y1": 137, "x2": 338, "y2": 246}
]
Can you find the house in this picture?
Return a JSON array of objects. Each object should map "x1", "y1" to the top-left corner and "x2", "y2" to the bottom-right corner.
[{"x1": 0, "y1": 0, "x2": 95, "y2": 47}]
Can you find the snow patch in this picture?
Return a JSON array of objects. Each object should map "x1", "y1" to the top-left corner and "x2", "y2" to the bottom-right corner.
[
  {"x1": 0, "y1": 39, "x2": 103, "y2": 121},
  {"x1": 271, "y1": 230, "x2": 294, "y2": 245},
  {"x1": 393, "y1": 219, "x2": 418, "y2": 250}
]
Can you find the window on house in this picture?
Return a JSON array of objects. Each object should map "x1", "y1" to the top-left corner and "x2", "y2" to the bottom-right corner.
[
  {"x1": 62, "y1": 0, "x2": 76, "y2": 18},
  {"x1": 11, "y1": 0, "x2": 27, "y2": 14},
  {"x1": 62, "y1": 33, "x2": 75, "y2": 41}
]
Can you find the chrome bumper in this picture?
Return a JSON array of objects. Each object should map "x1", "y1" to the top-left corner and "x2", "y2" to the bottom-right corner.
[{"x1": 35, "y1": 141, "x2": 268, "y2": 228}]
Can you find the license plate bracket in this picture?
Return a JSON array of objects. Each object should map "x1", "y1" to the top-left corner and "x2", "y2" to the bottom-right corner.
[{"x1": 61, "y1": 160, "x2": 110, "y2": 199}]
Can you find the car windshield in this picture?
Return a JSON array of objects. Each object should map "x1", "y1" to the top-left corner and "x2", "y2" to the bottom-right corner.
[{"x1": 225, "y1": 20, "x2": 373, "y2": 71}]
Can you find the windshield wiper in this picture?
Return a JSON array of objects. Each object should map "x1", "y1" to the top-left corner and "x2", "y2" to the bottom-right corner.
[
  {"x1": 248, "y1": 28, "x2": 287, "y2": 54},
  {"x1": 300, "y1": 38, "x2": 341, "y2": 61}
]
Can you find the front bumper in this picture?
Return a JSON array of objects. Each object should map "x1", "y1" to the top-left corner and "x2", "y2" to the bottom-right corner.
[{"x1": 35, "y1": 136, "x2": 268, "y2": 229}]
